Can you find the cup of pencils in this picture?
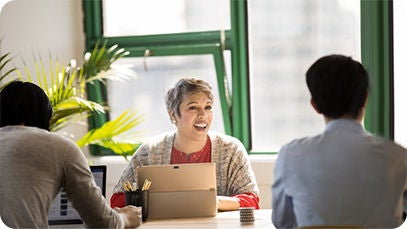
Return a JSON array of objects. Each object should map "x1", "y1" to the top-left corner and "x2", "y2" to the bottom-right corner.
[{"x1": 124, "y1": 179, "x2": 151, "y2": 221}]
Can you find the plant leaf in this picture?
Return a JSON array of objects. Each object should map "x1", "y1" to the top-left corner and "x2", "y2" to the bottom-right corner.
[
  {"x1": 50, "y1": 96, "x2": 105, "y2": 131},
  {"x1": 76, "y1": 109, "x2": 145, "y2": 159},
  {"x1": 0, "y1": 51, "x2": 17, "y2": 86},
  {"x1": 4, "y1": 41, "x2": 143, "y2": 158}
]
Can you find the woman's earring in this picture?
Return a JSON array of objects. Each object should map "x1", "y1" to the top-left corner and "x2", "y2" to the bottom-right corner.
[{"x1": 171, "y1": 115, "x2": 177, "y2": 124}]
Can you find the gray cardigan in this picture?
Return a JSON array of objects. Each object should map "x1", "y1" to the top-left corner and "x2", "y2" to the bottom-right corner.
[{"x1": 113, "y1": 131, "x2": 259, "y2": 197}]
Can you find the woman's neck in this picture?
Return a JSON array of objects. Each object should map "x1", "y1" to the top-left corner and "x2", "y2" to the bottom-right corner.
[{"x1": 173, "y1": 133, "x2": 208, "y2": 155}]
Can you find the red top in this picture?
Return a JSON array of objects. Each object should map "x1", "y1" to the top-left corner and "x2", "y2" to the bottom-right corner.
[{"x1": 110, "y1": 137, "x2": 260, "y2": 209}]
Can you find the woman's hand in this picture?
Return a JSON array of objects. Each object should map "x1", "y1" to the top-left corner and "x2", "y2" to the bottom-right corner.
[{"x1": 216, "y1": 196, "x2": 240, "y2": 211}]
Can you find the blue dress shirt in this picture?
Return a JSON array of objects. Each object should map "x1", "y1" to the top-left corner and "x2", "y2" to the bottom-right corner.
[{"x1": 271, "y1": 119, "x2": 407, "y2": 228}]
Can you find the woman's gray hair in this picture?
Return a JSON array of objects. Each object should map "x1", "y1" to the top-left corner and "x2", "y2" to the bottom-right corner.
[{"x1": 165, "y1": 77, "x2": 214, "y2": 119}]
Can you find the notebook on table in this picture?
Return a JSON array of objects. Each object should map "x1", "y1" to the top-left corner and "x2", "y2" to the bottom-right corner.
[
  {"x1": 48, "y1": 165, "x2": 107, "y2": 226},
  {"x1": 137, "y1": 163, "x2": 217, "y2": 219}
]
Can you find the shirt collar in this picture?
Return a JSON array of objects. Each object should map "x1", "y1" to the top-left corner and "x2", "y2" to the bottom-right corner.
[{"x1": 325, "y1": 118, "x2": 364, "y2": 133}]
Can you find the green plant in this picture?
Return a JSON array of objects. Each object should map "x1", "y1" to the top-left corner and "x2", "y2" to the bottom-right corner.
[
  {"x1": 6, "y1": 41, "x2": 143, "y2": 159},
  {"x1": 77, "y1": 109, "x2": 144, "y2": 158},
  {"x1": 0, "y1": 42, "x2": 17, "y2": 89}
]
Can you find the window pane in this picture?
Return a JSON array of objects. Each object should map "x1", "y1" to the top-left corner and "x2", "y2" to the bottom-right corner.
[
  {"x1": 107, "y1": 55, "x2": 225, "y2": 142},
  {"x1": 249, "y1": 0, "x2": 361, "y2": 152},
  {"x1": 394, "y1": 0, "x2": 407, "y2": 148},
  {"x1": 102, "y1": 0, "x2": 230, "y2": 36}
]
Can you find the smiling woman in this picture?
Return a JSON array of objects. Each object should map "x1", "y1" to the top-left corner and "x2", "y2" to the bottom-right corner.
[
  {"x1": 166, "y1": 78, "x2": 214, "y2": 155},
  {"x1": 110, "y1": 77, "x2": 260, "y2": 212}
]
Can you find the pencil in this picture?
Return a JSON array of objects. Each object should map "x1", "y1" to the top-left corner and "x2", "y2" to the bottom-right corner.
[
  {"x1": 142, "y1": 179, "x2": 151, "y2": 191},
  {"x1": 125, "y1": 181, "x2": 133, "y2": 191},
  {"x1": 123, "y1": 183, "x2": 129, "y2": 191}
]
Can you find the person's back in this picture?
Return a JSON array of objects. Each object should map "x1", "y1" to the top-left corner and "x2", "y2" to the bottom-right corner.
[
  {"x1": 0, "y1": 81, "x2": 141, "y2": 228},
  {"x1": 276, "y1": 119, "x2": 406, "y2": 227},
  {"x1": 271, "y1": 54, "x2": 407, "y2": 228},
  {"x1": 0, "y1": 126, "x2": 103, "y2": 227}
]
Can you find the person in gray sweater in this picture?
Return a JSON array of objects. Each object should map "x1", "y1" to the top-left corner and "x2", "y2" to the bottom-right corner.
[{"x1": 0, "y1": 81, "x2": 141, "y2": 228}]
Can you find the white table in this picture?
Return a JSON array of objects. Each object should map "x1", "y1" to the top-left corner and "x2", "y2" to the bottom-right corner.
[{"x1": 140, "y1": 209, "x2": 274, "y2": 228}]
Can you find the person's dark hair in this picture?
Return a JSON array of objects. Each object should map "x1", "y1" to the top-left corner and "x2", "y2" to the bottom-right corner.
[
  {"x1": 306, "y1": 54, "x2": 369, "y2": 119},
  {"x1": 0, "y1": 81, "x2": 53, "y2": 130},
  {"x1": 165, "y1": 77, "x2": 214, "y2": 118}
]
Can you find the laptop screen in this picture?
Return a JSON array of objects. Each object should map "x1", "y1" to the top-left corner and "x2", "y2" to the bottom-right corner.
[{"x1": 48, "y1": 165, "x2": 107, "y2": 225}]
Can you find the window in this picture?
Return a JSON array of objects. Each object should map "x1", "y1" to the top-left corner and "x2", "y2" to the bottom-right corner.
[
  {"x1": 83, "y1": 0, "x2": 390, "y2": 155},
  {"x1": 249, "y1": 0, "x2": 360, "y2": 151},
  {"x1": 360, "y1": 0, "x2": 393, "y2": 140},
  {"x1": 108, "y1": 55, "x2": 227, "y2": 140},
  {"x1": 394, "y1": 0, "x2": 407, "y2": 148},
  {"x1": 102, "y1": 1, "x2": 232, "y2": 141},
  {"x1": 84, "y1": 1, "x2": 233, "y2": 156},
  {"x1": 103, "y1": 0, "x2": 230, "y2": 36}
]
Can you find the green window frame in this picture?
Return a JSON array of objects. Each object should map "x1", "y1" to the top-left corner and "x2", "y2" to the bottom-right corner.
[
  {"x1": 83, "y1": 0, "x2": 393, "y2": 156},
  {"x1": 361, "y1": 0, "x2": 394, "y2": 139}
]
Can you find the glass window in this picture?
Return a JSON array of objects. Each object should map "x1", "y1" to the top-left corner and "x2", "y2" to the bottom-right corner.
[
  {"x1": 107, "y1": 55, "x2": 225, "y2": 142},
  {"x1": 87, "y1": 0, "x2": 364, "y2": 154},
  {"x1": 394, "y1": 0, "x2": 407, "y2": 148},
  {"x1": 102, "y1": 0, "x2": 230, "y2": 36},
  {"x1": 249, "y1": 0, "x2": 361, "y2": 152}
]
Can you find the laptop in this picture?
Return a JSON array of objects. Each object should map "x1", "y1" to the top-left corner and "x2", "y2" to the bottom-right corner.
[
  {"x1": 136, "y1": 163, "x2": 217, "y2": 219},
  {"x1": 48, "y1": 165, "x2": 107, "y2": 225}
]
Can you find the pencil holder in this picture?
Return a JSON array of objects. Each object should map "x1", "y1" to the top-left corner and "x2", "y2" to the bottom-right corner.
[{"x1": 125, "y1": 189, "x2": 149, "y2": 221}]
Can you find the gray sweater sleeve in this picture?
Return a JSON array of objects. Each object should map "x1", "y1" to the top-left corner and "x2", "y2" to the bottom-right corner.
[
  {"x1": 62, "y1": 141, "x2": 124, "y2": 229},
  {"x1": 210, "y1": 132, "x2": 259, "y2": 196}
]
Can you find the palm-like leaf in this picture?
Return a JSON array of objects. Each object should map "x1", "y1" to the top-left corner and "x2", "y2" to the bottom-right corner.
[
  {"x1": 0, "y1": 50, "x2": 18, "y2": 89},
  {"x1": 16, "y1": 57, "x2": 93, "y2": 130},
  {"x1": 50, "y1": 96, "x2": 105, "y2": 131},
  {"x1": 86, "y1": 65, "x2": 136, "y2": 85},
  {"x1": 81, "y1": 40, "x2": 131, "y2": 84},
  {"x1": 94, "y1": 139, "x2": 141, "y2": 159},
  {"x1": 76, "y1": 110, "x2": 144, "y2": 159},
  {"x1": 7, "y1": 41, "x2": 143, "y2": 158},
  {"x1": 0, "y1": 52, "x2": 17, "y2": 81}
]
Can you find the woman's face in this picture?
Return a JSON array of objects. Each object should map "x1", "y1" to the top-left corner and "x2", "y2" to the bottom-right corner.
[{"x1": 174, "y1": 92, "x2": 213, "y2": 140}]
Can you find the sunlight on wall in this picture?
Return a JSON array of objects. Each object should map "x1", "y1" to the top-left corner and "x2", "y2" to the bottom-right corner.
[{"x1": 0, "y1": 0, "x2": 11, "y2": 11}]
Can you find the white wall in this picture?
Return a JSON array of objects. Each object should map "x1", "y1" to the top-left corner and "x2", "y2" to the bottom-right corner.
[
  {"x1": 0, "y1": 0, "x2": 276, "y2": 209},
  {"x1": 0, "y1": 0, "x2": 90, "y2": 153},
  {"x1": 0, "y1": 0, "x2": 85, "y2": 69}
]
